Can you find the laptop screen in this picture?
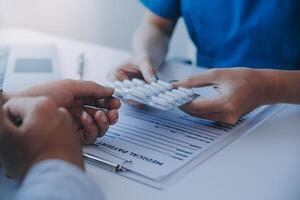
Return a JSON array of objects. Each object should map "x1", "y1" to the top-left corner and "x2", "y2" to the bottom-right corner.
[{"x1": 15, "y1": 58, "x2": 53, "y2": 73}]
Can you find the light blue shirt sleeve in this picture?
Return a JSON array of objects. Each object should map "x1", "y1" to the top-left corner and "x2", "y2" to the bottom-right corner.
[{"x1": 12, "y1": 160, "x2": 104, "y2": 200}]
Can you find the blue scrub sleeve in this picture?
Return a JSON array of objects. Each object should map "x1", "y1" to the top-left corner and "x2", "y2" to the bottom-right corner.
[{"x1": 140, "y1": 0, "x2": 181, "y2": 20}]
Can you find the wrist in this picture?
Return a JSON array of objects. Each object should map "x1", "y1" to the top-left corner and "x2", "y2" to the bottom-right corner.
[{"x1": 256, "y1": 70, "x2": 281, "y2": 105}]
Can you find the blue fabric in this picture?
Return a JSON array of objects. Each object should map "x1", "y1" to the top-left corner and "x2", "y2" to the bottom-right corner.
[
  {"x1": 0, "y1": 160, "x2": 104, "y2": 200},
  {"x1": 140, "y1": 0, "x2": 300, "y2": 70}
]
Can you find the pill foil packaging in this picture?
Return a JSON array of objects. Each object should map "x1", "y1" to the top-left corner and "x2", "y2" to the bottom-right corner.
[{"x1": 106, "y1": 79, "x2": 199, "y2": 110}]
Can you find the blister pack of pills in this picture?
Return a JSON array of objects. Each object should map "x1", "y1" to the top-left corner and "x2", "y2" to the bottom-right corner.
[{"x1": 105, "y1": 78, "x2": 200, "y2": 110}]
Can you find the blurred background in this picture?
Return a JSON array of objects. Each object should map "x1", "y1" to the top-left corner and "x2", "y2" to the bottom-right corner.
[{"x1": 0, "y1": 0, "x2": 196, "y2": 61}]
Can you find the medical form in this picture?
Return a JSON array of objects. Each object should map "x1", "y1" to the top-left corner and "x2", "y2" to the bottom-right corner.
[{"x1": 84, "y1": 104, "x2": 284, "y2": 188}]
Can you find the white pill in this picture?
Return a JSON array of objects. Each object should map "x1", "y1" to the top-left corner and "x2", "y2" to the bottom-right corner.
[
  {"x1": 132, "y1": 78, "x2": 145, "y2": 87},
  {"x1": 144, "y1": 84, "x2": 160, "y2": 95},
  {"x1": 130, "y1": 90, "x2": 146, "y2": 99},
  {"x1": 172, "y1": 89, "x2": 189, "y2": 99},
  {"x1": 157, "y1": 80, "x2": 172, "y2": 90},
  {"x1": 114, "y1": 88, "x2": 125, "y2": 96},
  {"x1": 165, "y1": 91, "x2": 181, "y2": 100},
  {"x1": 178, "y1": 87, "x2": 194, "y2": 96},
  {"x1": 143, "y1": 88, "x2": 154, "y2": 96},
  {"x1": 151, "y1": 82, "x2": 166, "y2": 92},
  {"x1": 151, "y1": 96, "x2": 168, "y2": 106},
  {"x1": 136, "y1": 87, "x2": 147, "y2": 96},
  {"x1": 167, "y1": 91, "x2": 187, "y2": 104},
  {"x1": 158, "y1": 93, "x2": 176, "y2": 105},
  {"x1": 123, "y1": 80, "x2": 133, "y2": 88}
]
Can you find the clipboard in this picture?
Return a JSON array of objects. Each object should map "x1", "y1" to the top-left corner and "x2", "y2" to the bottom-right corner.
[{"x1": 83, "y1": 104, "x2": 285, "y2": 189}]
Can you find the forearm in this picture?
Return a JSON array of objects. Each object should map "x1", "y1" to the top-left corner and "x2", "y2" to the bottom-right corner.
[
  {"x1": 132, "y1": 13, "x2": 175, "y2": 68},
  {"x1": 260, "y1": 70, "x2": 300, "y2": 105}
]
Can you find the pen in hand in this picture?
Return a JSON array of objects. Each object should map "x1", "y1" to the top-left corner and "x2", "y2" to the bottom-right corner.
[{"x1": 83, "y1": 105, "x2": 108, "y2": 112}]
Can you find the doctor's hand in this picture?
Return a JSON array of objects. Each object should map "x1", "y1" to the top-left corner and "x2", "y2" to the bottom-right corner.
[
  {"x1": 10, "y1": 80, "x2": 121, "y2": 144},
  {"x1": 0, "y1": 97, "x2": 83, "y2": 180},
  {"x1": 108, "y1": 57, "x2": 158, "y2": 83},
  {"x1": 175, "y1": 68, "x2": 276, "y2": 124}
]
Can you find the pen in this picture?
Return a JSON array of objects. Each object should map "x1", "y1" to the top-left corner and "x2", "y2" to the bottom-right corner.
[
  {"x1": 83, "y1": 153, "x2": 127, "y2": 173},
  {"x1": 77, "y1": 53, "x2": 85, "y2": 80},
  {"x1": 83, "y1": 105, "x2": 108, "y2": 112}
]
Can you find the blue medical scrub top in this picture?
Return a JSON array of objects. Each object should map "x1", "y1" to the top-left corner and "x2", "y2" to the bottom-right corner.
[{"x1": 140, "y1": 0, "x2": 300, "y2": 70}]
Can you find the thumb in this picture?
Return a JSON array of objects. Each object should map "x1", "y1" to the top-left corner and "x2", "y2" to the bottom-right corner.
[
  {"x1": 139, "y1": 59, "x2": 157, "y2": 83},
  {"x1": 175, "y1": 71, "x2": 216, "y2": 89},
  {"x1": 3, "y1": 97, "x2": 38, "y2": 121},
  {"x1": 2, "y1": 97, "x2": 52, "y2": 128},
  {"x1": 0, "y1": 107, "x2": 19, "y2": 135}
]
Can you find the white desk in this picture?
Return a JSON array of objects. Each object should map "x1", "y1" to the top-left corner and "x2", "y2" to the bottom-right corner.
[{"x1": 1, "y1": 28, "x2": 300, "y2": 200}]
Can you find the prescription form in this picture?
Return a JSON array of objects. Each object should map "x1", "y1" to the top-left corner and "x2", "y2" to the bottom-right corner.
[{"x1": 84, "y1": 104, "x2": 284, "y2": 188}]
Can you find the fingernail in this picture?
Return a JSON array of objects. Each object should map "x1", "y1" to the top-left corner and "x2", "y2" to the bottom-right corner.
[
  {"x1": 101, "y1": 113, "x2": 108, "y2": 123},
  {"x1": 83, "y1": 112, "x2": 93, "y2": 124},
  {"x1": 111, "y1": 110, "x2": 119, "y2": 124}
]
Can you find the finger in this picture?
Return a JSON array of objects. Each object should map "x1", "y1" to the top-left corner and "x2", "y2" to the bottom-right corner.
[
  {"x1": 116, "y1": 70, "x2": 131, "y2": 81},
  {"x1": 77, "y1": 129, "x2": 86, "y2": 145},
  {"x1": 94, "y1": 110, "x2": 109, "y2": 137},
  {"x1": 106, "y1": 109, "x2": 119, "y2": 125},
  {"x1": 3, "y1": 97, "x2": 53, "y2": 128},
  {"x1": 83, "y1": 106, "x2": 97, "y2": 118},
  {"x1": 122, "y1": 99, "x2": 145, "y2": 108},
  {"x1": 57, "y1": 107, "x2": 73, "y2": 123},
  {"x1": 107, "y1": 63, "x2": 143, "y2": 82},
  {"x1": 84, "y1": 106, "x2": 118, "y2": 125},
  {"x1": 0, "y1": 107, "x2": 18, "y2": 133},
  {"x1": 196, "y1": 112, "x2": 240, "y2": 125},
  {"x1": 96, "y1": 98, "x2": 121, "y2": 110},
  {"x1": 69, "y1": 106, "x2": 84, "y2": 120},
  {"x1": 80, "y1": 111, "x2": 98, "y2": 144},
  {"x1": 68, "y1": 99, "x2": 84, "y2": 110},
  {"x1": 180, "y1": 97, "x2": 224, "y2": 115},
  {"x1": 3, "y1": 97, "x2": 35, "y2": 119},
  {"x1": 124, "y1": 66, "x2": 144, "y2": 80},
  {"x1": 139, "y1": 59, "x2": 157, "y2": 83},
  {"x1": 63, "y1": 80, "x2": 115, "y2": 100},
  {"x1": 57, "y1": 107, "x2": 79, "y2": 133},
  {"x1": 117, "y1": 66, "x2": 144, "y2": 81},
  {"x1": 175, "y1": 71, "x2": 216, "y2": 88}
]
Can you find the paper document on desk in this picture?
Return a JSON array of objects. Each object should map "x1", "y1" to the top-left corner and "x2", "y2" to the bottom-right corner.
[{"x1": 84, "y1": 104, "x2": 284, "y2": 188}]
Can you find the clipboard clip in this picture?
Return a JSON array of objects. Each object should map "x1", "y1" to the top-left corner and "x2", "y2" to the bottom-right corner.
[
  {"x1": 83, "y1": 153, "x2": 127, "y2": 173},
  {"x1": 83, "y1": 145, "x2": 132, "y2": 173}
]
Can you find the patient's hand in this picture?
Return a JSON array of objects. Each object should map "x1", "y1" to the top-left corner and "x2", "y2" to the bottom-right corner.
[
  {"x1": 0, "y1": 97, "x2": 83, "y2": 180},
  {"x1": 10, "y1": 80, "x2": 121, "y2": 144}
]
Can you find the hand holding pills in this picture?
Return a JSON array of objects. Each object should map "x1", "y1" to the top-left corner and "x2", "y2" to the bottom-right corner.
[{"x1": 106, "y1": 78, "x2": 201, "y2": 110}]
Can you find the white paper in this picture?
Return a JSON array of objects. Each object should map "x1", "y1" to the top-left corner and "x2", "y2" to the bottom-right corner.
[{"x1": 91, "y1": 104, "x2": 271, "y2": 181}]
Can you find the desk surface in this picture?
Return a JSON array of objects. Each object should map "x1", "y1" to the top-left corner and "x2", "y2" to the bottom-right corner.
[{"x1": 1, "y1": 28, "x2": 300, "y2": 200}]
